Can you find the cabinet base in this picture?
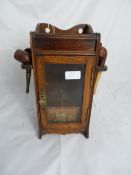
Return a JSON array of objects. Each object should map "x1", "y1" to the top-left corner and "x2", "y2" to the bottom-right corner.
[{"x1": 38, "y1": 128, "x2": 89, "y2": 139}]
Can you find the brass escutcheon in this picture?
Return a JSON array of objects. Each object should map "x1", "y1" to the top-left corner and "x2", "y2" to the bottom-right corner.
[{"x1": 39, "y1": 89, "x2": 47, "y2": 109}]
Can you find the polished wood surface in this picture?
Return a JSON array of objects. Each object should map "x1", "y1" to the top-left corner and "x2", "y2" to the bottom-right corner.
[{"x1": 14, "y1": 23, "x2": 107, "y2": 138}]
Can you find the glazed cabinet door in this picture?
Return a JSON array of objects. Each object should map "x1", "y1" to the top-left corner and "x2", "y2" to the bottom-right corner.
[{"x1": 35, "y1": 55, "x2": 95, "y2": 130}]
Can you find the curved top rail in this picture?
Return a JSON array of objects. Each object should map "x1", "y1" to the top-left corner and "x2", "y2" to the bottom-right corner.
[{"x1": 35, "y1": 23, "x2": 94, "y2": 34}]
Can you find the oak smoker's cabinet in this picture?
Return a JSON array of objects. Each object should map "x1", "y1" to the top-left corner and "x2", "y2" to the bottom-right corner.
[{"x1": 14, "y1": 23, "x2": 107, "y2": 138}]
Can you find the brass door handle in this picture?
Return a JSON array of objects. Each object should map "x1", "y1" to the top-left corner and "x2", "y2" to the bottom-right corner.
[{"x1": 39, "y1": 89, "x2": 47, "y2": 109}]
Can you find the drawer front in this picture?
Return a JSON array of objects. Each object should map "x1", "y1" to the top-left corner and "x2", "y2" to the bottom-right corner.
[{"x1": 31, "y1": 34, "x2": 96, "y2": 52}]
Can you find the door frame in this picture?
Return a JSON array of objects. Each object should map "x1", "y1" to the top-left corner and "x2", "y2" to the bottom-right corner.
[{"x1": 36, "y1": 54, "x2": 95, "y2": 130}]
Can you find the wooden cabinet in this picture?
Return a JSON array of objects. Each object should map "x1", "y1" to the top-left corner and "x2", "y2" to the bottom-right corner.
[{"x1": 14, "y1": 23, "x2": 107, "y2": 138}]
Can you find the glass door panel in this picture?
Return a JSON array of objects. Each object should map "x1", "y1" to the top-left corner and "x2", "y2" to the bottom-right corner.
[{"x1": 44, "y1": 64, "x2": 86, "y2": 123}]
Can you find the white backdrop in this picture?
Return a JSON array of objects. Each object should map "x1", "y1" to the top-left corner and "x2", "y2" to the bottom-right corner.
[{"x1": 0, "y1": 0, "x2": 131, "y2": 175}]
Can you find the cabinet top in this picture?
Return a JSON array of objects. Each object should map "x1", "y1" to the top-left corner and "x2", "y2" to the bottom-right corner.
[
  {"x1": 33, "y1": 23, "x2": 94, "y2": 35},
  {"x1": 30, "y1": 23, "x2": 100, "y2": 55}
]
